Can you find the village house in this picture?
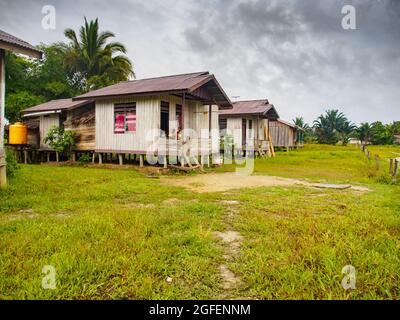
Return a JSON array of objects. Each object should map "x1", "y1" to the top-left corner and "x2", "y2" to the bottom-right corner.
[
  {"x1": 21, "y1": 98, "x2": 95, "y2": 161},
  {"x1": 218, "y1": 99, "x2": 279, "y2": 156},
  {"x1": 21, "y1": 71, "x2": 233, "y2": 167},
  {"x1": 269, "y1": 119, "x2": 304, "y2": 150}
]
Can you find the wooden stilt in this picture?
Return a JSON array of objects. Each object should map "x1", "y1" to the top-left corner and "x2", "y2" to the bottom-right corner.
[
  {"x1": 92, "y1": 152, "x2": 96, "y2": 164},
  {"x1": 72, "y1": 152, "x2": 76, "y2": 162},
  {"x1": 118, "y1": 154, "x2": 123, "y2": 165},
  {"x1": 47, "y1": 152, "x2": 50, "y2": 162},
  {"x1": 24, "y1": 150, "x2": 28, "y2": 164},
  {"x1": 139, "y1": 154, "x2": 144, "y2": 167},
  {"x1": 389, "y1": 159, "x2": 394, "y2": 175},
  {"x1": 56, "y1": 152, "x2": 59, "y2": 162},
  {"x1": 99, "y1": 153, "x2": 103, "y2": 165},
  {"x1": 163, "y1": 155, "x2": 168, "y2": 168}
]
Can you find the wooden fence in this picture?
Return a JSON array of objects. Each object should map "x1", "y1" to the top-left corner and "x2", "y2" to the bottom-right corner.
[{"x1": 357, "y1": 143, "x2": 399, "y2": 183}]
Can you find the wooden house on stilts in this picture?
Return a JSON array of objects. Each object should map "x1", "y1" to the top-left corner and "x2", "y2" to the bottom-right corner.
[{"x1": 21, "y1": 71, "x2": 233, "y2": 167}]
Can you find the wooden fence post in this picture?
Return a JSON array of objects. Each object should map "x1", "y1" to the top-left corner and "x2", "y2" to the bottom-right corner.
[
  {"x1": 393, "y1": 160, "x2": 399, "y2": 184},
  {"x1": 389, "y1": 158, "x2": 394, "y2": 175},
  {"x1": 374, "y1": 155, "x2": 380, "y2": 170}
]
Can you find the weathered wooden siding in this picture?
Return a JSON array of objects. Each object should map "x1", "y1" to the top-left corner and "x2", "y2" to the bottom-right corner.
[
  {"x1": 65, "y1": 104, "x2": 95, "y2": 151},
  {"x1": 227, "y1": 118, "x2": 242, "y2": 148},
  {"x1": 95, "y1": 94, "x2": 219, "y2": 155},
  {"x1": 96, "y1": 95, "x2": 159, "y2": 152},
  {"x1": 269, "y1": 121, "x2": 296, "y2": 147},
  {"x1": 225, "y1": 116, "x2": 270, "y2": 150},
  {"x1": 39, "y1": 114, "x2": 59, "y2": 149}
]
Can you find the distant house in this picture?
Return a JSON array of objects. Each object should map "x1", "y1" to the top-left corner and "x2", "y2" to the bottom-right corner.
[
  {"x1": 269, "y1": 119, "x2": 304, "y2": 150},
  {"x1": 22, "y1": 71, "x2": 232, "y2": 166},
  {"x1": 22, "y1": 99, "x2": 94, "y2": 151},
  {"x1": 394, "y1": 135, "x2": 400, "y2": 145},
  {"x1": 218, "y1": 99, "x2": 279, "y2": 154}
]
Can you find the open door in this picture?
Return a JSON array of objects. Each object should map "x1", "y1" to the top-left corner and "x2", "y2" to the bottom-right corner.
[
  {"x1": 160, "y1": 101, "x2": 169, "y2": 137},
  {"x1": 242, "y1": 118, "x2": 247, "y2": 147}
]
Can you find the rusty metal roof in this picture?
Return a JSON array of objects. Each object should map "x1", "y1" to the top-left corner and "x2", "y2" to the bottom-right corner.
[
  {"x1": 219, "y1": 99, "x2": 279, "y2": 119},
  {"x1": 273, "y1": 119, "x2": 303, "y2": 130},
  {"x1": 0, "y1": 29, "x2": 42, "y2": 58},
  {"x1": 73, "y1": 71, "x2": 232, "y2": 108},
  {"x1": 22, "y1": 99, "x2": 92, "y2": 115}
]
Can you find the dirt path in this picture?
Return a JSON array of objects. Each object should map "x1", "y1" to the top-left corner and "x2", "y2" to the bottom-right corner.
[
  {"x1": 214, "y1": 200, "x2": 243, "y2": 298},
  {"x1": 162, "y1": 172, "x2": 369, "y2": 193}
]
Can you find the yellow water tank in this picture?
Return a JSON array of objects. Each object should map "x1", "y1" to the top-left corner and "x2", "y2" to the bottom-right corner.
[{"x1": 9, "y1": 122, "x2": 28, "y2": 145}]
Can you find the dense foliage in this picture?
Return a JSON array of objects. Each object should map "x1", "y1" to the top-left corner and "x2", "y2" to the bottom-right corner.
[
  {"x1": 44, "y1": 126, "x2": 76, "y2": 155},
  {"x1": 294, "y1": 111, "x2": 399, "y2": 146},
  {"x1": 5, "y1": 149, "x2": 20, "y2": 178},
  {"x1": 4, "y1": 17, "x2": 134, "y2": 123}
]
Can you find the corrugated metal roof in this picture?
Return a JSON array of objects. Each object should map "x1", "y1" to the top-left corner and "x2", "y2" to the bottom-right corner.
[
  {"x1": 271, "y1": 119, "x2": 303, "y2": 131},
  {"x1": 73, "y1": 71, "x2": 232, "y2": 107},
  {"x1": 0, "y1": 29, "x2": 42, "y2": 58},
  {"x1": 22, "y1": 99, "x2": 92, "y2": 114},
  {"x1": 219, "y1": 99, "x2": 279, "y2": 119}
]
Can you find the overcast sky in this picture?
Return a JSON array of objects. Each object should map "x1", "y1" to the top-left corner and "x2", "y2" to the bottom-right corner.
[{"x1": 1, "y1": 0, "x2": 399, "y2": 124}]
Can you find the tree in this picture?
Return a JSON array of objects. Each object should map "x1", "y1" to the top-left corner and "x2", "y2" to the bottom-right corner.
[
  {"x1": 370, "y1": 121, "x2": 393, "y2": 145},
  {"x1": 293, "y1": 117, "x2": 316, "y2": 143},
  {"x1": 313, "y1": 110, "x2": 354, "y2": 145},
  {"x1": 337, "y1": 119, "x2": 356, "y2": 146},
  {"x1": 62, "y1": 17, "x2": 134, "y2": 91},
  {"x1": 293, "y1": 117, "x2": 309, "y2": 130},
  {"x1": 355, "y1": 123, "x2": 373, "y2": 145},
  {"x1": 5, "y1": 45, "x2": 84, "y2": 122}
]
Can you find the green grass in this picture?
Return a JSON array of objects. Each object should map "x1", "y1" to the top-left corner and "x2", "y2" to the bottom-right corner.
[
  {"x1": 215, "y1": 144, "x2": 394, "y2": 184},
  {"x1": 0, "y1": 144, "x2": 399, "y2": 299}
]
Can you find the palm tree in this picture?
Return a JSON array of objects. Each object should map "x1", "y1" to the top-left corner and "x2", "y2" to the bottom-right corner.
[
  {"x1": 293, "y1": 117, "x2": 310, "y2": 130},
  {"x1": 62, "y1": 17, "x2": 134, "y2": 91},
  {"x1": 313, "y1": 109, "x2": 353, "y2": 145},
  {"x1": 355, "y1": 123, "x2": 373, "y2": 145}
]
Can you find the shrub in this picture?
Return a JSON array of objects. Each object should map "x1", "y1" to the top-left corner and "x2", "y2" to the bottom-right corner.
[
  {"x1": 5, "y1": 149, "x2": 20, "y2": 178},
  {"x1": 44, "y1": 126, "x2": 76, "y2": 156},
  {"x1": 78, "y1": 153, "x2": 91, "y2": 165}
]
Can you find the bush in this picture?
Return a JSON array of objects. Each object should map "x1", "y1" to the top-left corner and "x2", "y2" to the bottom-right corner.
[
  {"x1": 44, "y1": 126, "x2": 76, "y2": 156},
  {"x1": 5, "y1": 149, "x2": 20, "y2": 178},
  {"x1": 78, "y1": 153, "x2": 91, "y2": 165}
]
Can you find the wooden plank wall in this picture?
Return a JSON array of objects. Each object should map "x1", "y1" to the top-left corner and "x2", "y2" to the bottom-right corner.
[
  {"x1": 39, "y1": 114, "x2": 59, "y2": 149},
  {"x1": 225, "y1": 116, "x2": 269, "y2": 150},
  {"x1": 269, "y1": 121, "x2": 295, "y2": 147},
  {"x1": 95, "y1": 94, "x2": 219, "y2": 155},
  {"x1": 65, "y1": 104, "x2": 95, "y2": 151}
]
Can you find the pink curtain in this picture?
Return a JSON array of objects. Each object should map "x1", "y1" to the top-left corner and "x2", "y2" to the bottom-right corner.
[
  {"x1": 126, "y1": 113, "x2": 136, "y2": 132},
  {"x1": 114, "y1": 113, "x2": 125, "y2": 134}
]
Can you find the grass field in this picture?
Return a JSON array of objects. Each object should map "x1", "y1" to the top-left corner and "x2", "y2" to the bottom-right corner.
[{"x1": 0, "y1": 144, "x2": 399, "y2": 299}]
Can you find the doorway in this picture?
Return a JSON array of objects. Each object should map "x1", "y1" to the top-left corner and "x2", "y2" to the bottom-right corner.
[{"x1": 160, "y1": 101, "x2": 169, "y2": 137}]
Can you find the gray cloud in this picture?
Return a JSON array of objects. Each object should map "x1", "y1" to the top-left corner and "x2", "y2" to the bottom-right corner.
[{"x1": 0, "y1": 0, "x2": 399, "y2": 124}]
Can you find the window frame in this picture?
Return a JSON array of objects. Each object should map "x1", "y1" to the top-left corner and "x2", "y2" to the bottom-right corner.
[{"x1": 114, "y1": 102, "x2": 137, "y2": 134}]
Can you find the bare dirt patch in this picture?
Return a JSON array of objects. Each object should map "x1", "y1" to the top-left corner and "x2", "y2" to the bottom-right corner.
[
  {"x1": 219, "y1": 265, "x2": 241, "y2": 290},
  {"x1": 162, "y1": 172, "x2": 370, "y2": 193}
]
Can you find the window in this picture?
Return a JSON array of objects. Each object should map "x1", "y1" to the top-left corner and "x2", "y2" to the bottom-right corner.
[
  {"x1": 114, "y1": 103, "x2": 136, "y2": 134},
  {"x1": 219, "y1": 118, "x2": 227, "y2": 134}
]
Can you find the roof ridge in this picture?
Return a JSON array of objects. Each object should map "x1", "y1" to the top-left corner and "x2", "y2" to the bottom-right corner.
[
  {"x1": 233, "y1": 99, "x2": 269, "y2": 103},
  {"x1": 122, "y1": 71, "x2": 209, "y2": 83}
]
